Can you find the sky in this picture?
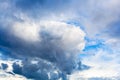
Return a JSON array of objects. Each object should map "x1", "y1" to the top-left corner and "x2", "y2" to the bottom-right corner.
[{"x1": 0, "y1": 0, "x2": 120, "y2": 80}]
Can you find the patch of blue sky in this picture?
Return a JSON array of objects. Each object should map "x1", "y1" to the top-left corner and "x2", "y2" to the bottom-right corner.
[
  {"x1": 83, "y1": 44, "x2": 102, "y2": 51},
  {"x1": 84, "y1": 37, "x2": 104, "y2": 50},
  {"x1": 79, "y1": 53, "x2": 89, "y2": 58},
  {"x1": 79, "y1": 37, "x2": 113, "y2": 58},
  {"x1": 65, "y1": 20, "x2": 85, "y2": 31}
]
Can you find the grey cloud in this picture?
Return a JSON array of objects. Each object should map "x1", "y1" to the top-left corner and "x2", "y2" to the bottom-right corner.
[
  {"x1": 0, "y1": 0, "x2": 94, "y2": 79},
  {"x1": 12, "y1": 62, "x2": 22, "y2": 75},
  {"x1": 107, "y1": 20, "x2": 120, "y2": 38},
  {"x1": 12, "y1": 58, "x2": 67, "y2": 80},
  {"x1": 0, "y1": 20, "x2": 85, "y2": 80},
  {"x1": 66, "y1": 0, "x2": 120, "y2": 39},
  {"x1": 14, "y1": 0, "x2": 69, "y2": 10},
  {"x1": 11, "y1": 0, "x2": 72, "y2": 20}
]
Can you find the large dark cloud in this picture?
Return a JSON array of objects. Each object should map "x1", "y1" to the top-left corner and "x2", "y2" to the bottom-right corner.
[
  {"x1": 0, "y1": 0, "x2": 88, "y2": 80},
  {"x1": 0, "y1": 20, "x2": 85, "y2": 80}
]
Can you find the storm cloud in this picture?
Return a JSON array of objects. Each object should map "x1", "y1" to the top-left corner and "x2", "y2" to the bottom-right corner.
[
  {"x1": 0, "y1": 0, "x2": 87, "y2": 79},
  {"x1": 0, "y1": 17, "x2": 85, "y2": 80}
]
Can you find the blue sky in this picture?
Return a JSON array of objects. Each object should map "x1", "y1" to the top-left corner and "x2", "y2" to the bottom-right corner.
[{"x1": 0, "y1": 0, "x2": 120, "y2": 80}]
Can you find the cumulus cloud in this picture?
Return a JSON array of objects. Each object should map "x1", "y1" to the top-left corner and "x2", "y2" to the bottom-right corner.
[
  {"x1": 0, "y1": 17, "x2": 85, "y2": 79},
  {"x1": 0, "y1": 0, "x2": 88, "y2": 79}
]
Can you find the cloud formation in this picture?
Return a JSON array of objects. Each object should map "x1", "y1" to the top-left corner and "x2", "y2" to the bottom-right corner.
[
  {"x1": 0, "y1": 0, "x2": 87, "y2": 79},
  {"x1": 1, "y1": 0, "x2": 120, "y2": 80},
  {"x1": 0, "y1": 17, "x2": 85, "y2": 79}
]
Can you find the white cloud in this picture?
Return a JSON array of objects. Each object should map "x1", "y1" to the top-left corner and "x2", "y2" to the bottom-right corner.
[
  {"x1": 69, "y1": 0, "x2": 120, "y2": 38},
  {"x1": 68, "y1": 48, "x2": 120, "y2": 80},
  {"x1": 10, "y1": 20, "x2": 85, "y2": 53},
  {"x1": 39, "y1": 20, "x2": 85, "y2": 52},
  {"x1": 0, "y1": 18, "x2": 86, "y2": 79},
  {"x1": 0, "y1": 70, "x2": 27, "y2": 80},
  {"x1": 12, "y1": 21, "x2": 40, "y2": 42},
  {"x1": 0, "y1": 59, "x2": 27, "y2": 80}
]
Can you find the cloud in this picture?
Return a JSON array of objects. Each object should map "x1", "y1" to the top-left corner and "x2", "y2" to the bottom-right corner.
[
  {"x1": 14, "y1": 0, "x2": 70, "y2": 10},
  {"x1": 0, "y1": 18, "x2": 85, "y2": 79},
  {"x1": 0, "y1": 0, "x2": 87, "y2": 79},
  {"x1": 69, "y1": 49, "x2": 120, "y2": 80},
  {"x1": 66, "y1": 0, "x2": 120, "y2": 39},
  {"x1": 10, "y1": 0, "x2": 74, "y2": 20},
  {"x1": 106, "y1": 20, "x2": 120, "y2": 39},
  {"x1": 0, "y1": 60, "x2": 26, "y2": 80},
  {"x1": 1, "y1": 0, "x2": 120, "y2": 80},
  {"x1": 0, "y1": 70, "x2": 26, "y2": 80}
]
